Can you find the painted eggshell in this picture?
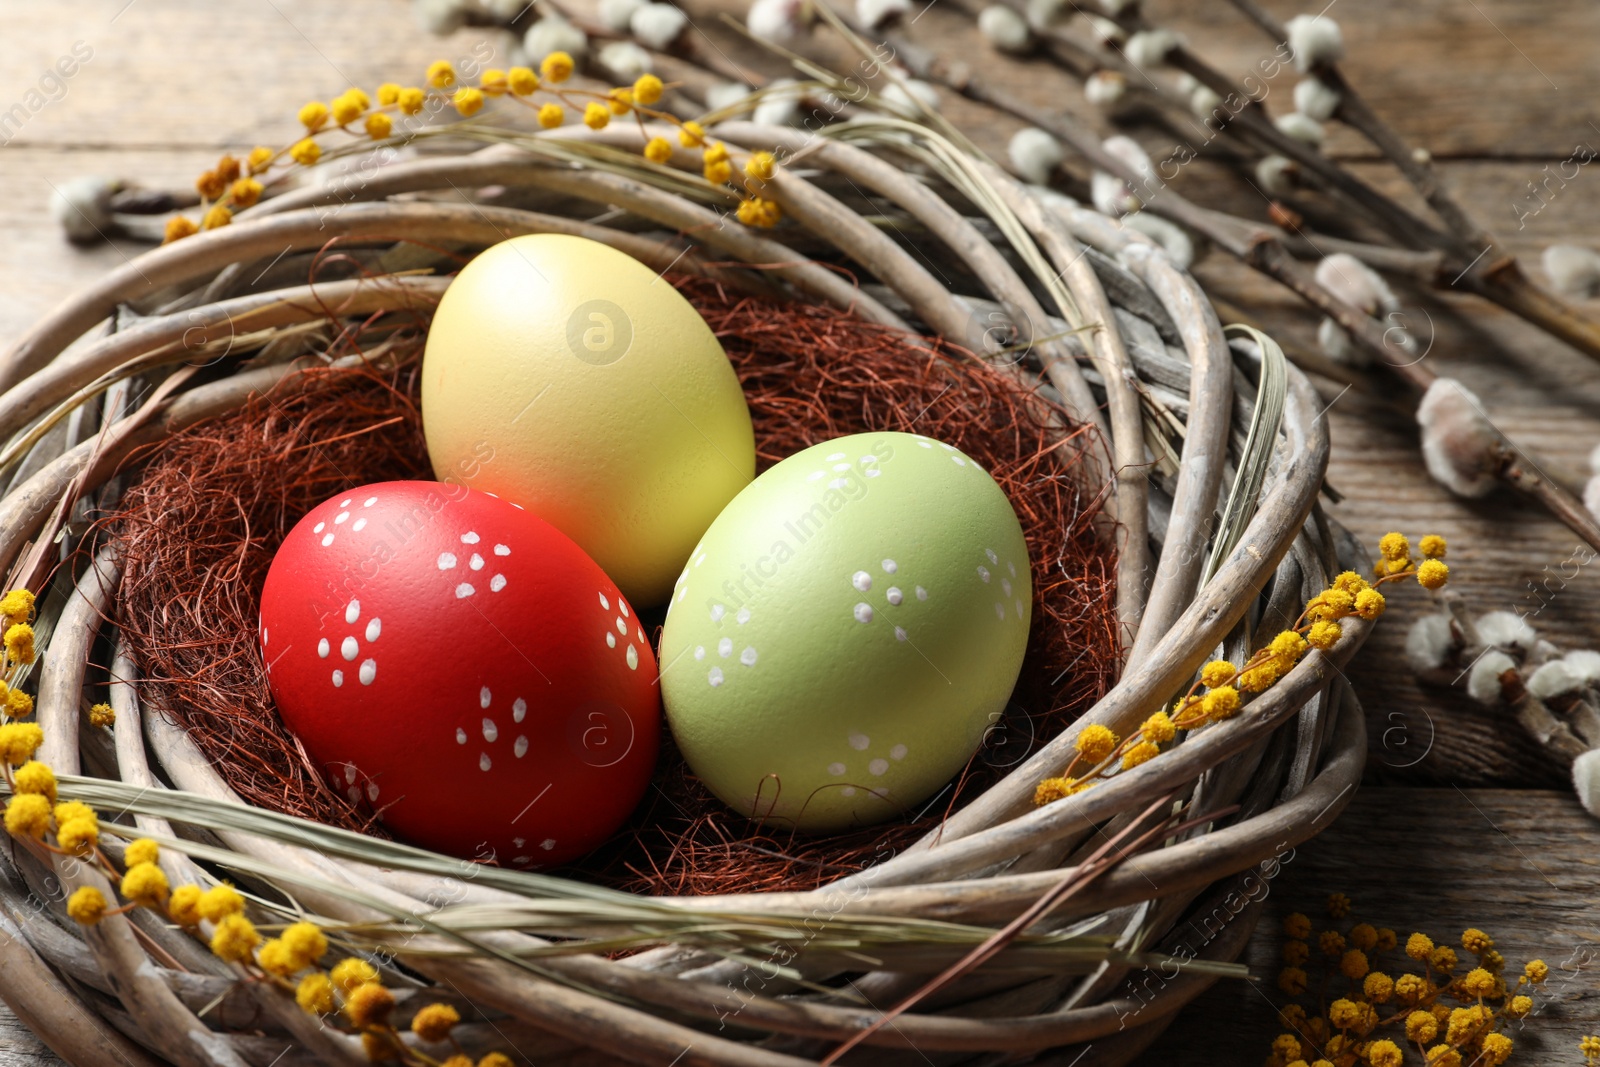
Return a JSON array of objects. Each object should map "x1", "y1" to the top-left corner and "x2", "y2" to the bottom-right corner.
[
  {"x1": 258, "y1": 481, "x2": 660, "y2": 867},
  {"x1": 659, "y1": 432, "x2": 1032, "y2": 832},
  {"x1": 420, "y1": 233, "x2": 755, "y2": 607}
]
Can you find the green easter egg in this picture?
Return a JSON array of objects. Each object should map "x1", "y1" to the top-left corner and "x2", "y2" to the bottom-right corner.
[{"x1": 660, "y1": 431, "x2": 1032, "y2": 832}]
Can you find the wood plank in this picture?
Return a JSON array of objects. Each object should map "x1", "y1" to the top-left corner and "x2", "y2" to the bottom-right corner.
[
  {"x1": 1149, "y1": 787, "x2": 1600, "y2": 1064},
  {"x1": 0, "y1": 1, "x2": 509, "y2": 150},
  {"x1": 1148, "y1": 0, "x2": 1599, "y2": 160}
]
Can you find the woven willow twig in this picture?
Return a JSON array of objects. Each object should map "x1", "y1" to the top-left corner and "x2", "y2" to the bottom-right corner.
[{"x1": 0, "y1": 123, "x2": 1366, "y2": 1067}]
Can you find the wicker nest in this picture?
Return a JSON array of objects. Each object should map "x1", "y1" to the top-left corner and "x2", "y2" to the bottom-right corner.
[{"x1": 0, "y1": 120, "x2": 1366, "y2": 1067}]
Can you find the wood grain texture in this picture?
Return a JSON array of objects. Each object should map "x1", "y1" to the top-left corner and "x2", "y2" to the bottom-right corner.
[
  {"x1": 0, "y1": 1, "x2": 1597, "y2": 1064},
  {"x1": 0, "y1": 1018, "x2": 64, "y2": 1067}
]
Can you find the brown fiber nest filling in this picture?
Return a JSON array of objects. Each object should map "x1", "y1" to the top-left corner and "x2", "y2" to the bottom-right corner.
[{"x1": 111, "y1": 275, "x2": 1119, "y2": 897}]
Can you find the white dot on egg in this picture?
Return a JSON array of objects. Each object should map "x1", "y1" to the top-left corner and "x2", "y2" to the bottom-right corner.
[
  {"x1": 438, "y1": 553, "x2": 457, "y2": 570},
  {"x1": 606, "y1": 632, "x2": 617, "y2": 648},
  {"x1": 456, "y1": 728, "x2": 467, "y2": 744},
  {"x1": 807, "y1": 470, "x2": 825, "y2": 482},
  {"x1": 321, "y1": 533, "x2": 335, "y2": 547},
  {"x1": 865, "y1": 469, "x2": 880, "y2": 478},
  {"x1": 482, "y1": 718, "x2": 497, "y2": 742},
  {"x1": 620, "y1": 600, "x2": 630, "y2": 619},
  {"x1": 826, "y1": 452, "x2": 846, "y2": 461},
  {"x1": 341, "y1": 636, "x2": 359, "y2": 661},
  {"x1": 861, "y1": 455, "x2": 878, "y2": 465},
  {"x1": 317, "y1": 638, "x2": 330, "y2": 659},
  {"x1": 740, "y1": 646, "x2": 757, "y2": 666},
  {"x1": 514, "y1": 736, "x2": 528, "y2": 757},
  {"x1": 853, "y1": 603, "x2": 873, "y2": 623},
  {"x1": 616, "y1": 617, "x2": 628, "y2": 635},
  {"x1": 480, "y1": 686, "x2": 491, "y2": 709},
  {"x1": 736, "y1": 607, "x2": 750, "y2": 625},
  {"x1": 917, "y1": 441, "x2": 932, "y2": 448},
  {"x1": 347, "y1": 786, "x2": 359, "y2": 804},
  {"x1": 366, "y1": 618, "x2": 381, "y2": 642},
  {"x1": 718, "y1": 637, "x2": 733, "y2": 658},
  {"x1": 916, "y1": 586, "x2": 928, "y2": 601},
  {"x1": 479, "y1": 753, "x2": 491, "y2": 772},
  {"x1": 334, "y1": 511, "x2": 349, "y2": 525},
  {"x1": 894, "y1": 626, "x2": 908, "y2": 642},
  {"x1": 986, "y1": 548, "x2": 998, "y2": 564},
  {"x1": 363, "y1": 496, "x2": 377, "y2": 507},
  {"x1": 345, "y1": 599, "x2": 360, "y2": 624},
  {"x1": 978, "y1": 566, "x2": 990, "y2": 583},
  {"x1": 869, "y1": 759, "x2": 888, "y2": 775},
  {"x1": 841, "y1": 787, "x2": 857, "y2": 797},
  {"x1": 828, "y1": 762, "x2": 846, "y2": 776},
  {"x1": 490, "y1": 574, "x2": 507, "y2": 592},
  {"x1": 513, "y1": 698, "x2": 526, "y2": 723},
  {"x1": 886, "y1": 587, "x2": 903, "y2": 606},
  {"x1": 332, "y1": 670, "x2": 344, "y2": 687},
  {"x1": 952, "y1": 455, "x2": 967, "y2": 467},
  {"x1": 358, "y1": 659, "x2": 376, "y2": 685},
  {"x1": 832, "y1": 462, "x2": 851, "y2": 472},
  {"x1": 367, "y1": 782, "x2": 380, "y2": 802},
  {"x1": 939, "y1": 443, "x2": 957, "y2": 452},
  {"x1": 626, "y1": 646, "x2": 639, "y2": 670},
  {"x1": 848, "y1": 733, "x2": 870, "y2": 751},
  {"x1": 994, "y1": 602, "x2": 1006, "y2": 621},
  {"x1": 540, "y1": 838, "x2": 556, "y2": 851},
  {"x1": 599, "y1": 591, "x2": 610, "y2": 610},
  {"x1": 353, "y1": 518, "x2": 367, "y2": 531},
  {"x1": 891, "y1": 744, "x2": 907, "y2": 760},
  {"x1": 1015, "y1": 599, "x2": 1025, "y2": 618},
  {"x1": 1008, "y1": 561, "x2": 1017, "y2": 577},
  {"x1": 694, "y1": 553, "x2": 707, "y2": 567},
  {"x1": 710, "y1": 605, "x2": 725, "y2": 623},
  {"x1": 339, "y1": 498, "x2": 352, "y2": 508},
  {"x1": 1001, "y1": 578, "x2": 1012, "y2": 597},
  {"x1": 469, "y1": 553, "x2": 484, "y2": 570},
  {"x1": 495, "y1": 544, "x2": 510, "y2": 556},
  {"x1": 677, "y1": 587, "x2": 687, "y2": 602},
  {"x1": 461, "y1": 531, "x2": 480, "y2": 544},
  {"x1": 882, "y1": 559, "x2": 897, "y2": 573},
  {"x1": 636, "y1": 627, "x2": 644, "y2": 643},
  {"x1": 693, "y1": 645, "x2": 705, "y2": 660},
  {"x1": 851, "y1": 571, "x2": 872, "y2": 592},
  {"x1": 828, "y1": 478, "x2": 848, "y2": 490},
  {"x1": 456, "y1": 583, "x2": 475, "y2": 598},
  {"x1": 708, "y1": 667, "x2": 724, "y2": 687},
  {"x1": 344, "y1": 764, "x2": 357, "y2": 785},
  {"x1": 313, "y1": 522, "x2": 325, "y2": 534}
]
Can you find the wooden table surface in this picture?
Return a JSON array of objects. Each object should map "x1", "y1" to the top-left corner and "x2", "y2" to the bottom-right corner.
[{"x1": 1, "y1": 1, "x2": 1596, "y2": 1063}]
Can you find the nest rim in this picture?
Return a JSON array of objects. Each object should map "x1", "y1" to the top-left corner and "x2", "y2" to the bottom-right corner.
[{"x1": 0, "y1": 126, "x2": 1366, "y2": 1067}]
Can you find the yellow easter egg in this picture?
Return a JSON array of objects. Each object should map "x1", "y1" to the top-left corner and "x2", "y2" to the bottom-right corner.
[{"x1": 421, "y1": 234, "x2": 755, "y2": 605}]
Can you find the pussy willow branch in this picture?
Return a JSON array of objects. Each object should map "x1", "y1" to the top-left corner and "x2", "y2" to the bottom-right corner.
[
  {"x1": 1218, "y1": 0, "x2": 1492, "y2": 249},
  {"x1": 957, "y1": 0, "x2": 1454, "y2": 259},
  {"x1": 822, "y1": 11, "x2": 1600, "y2": 551},
  {"x1": 1125, "y1": 1, "x2": 1600, "y2": 365}
]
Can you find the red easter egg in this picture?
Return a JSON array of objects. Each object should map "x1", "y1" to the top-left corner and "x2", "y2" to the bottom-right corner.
[{"x1": 258, "y1": 481, "x2": 660, "y2": 867}]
